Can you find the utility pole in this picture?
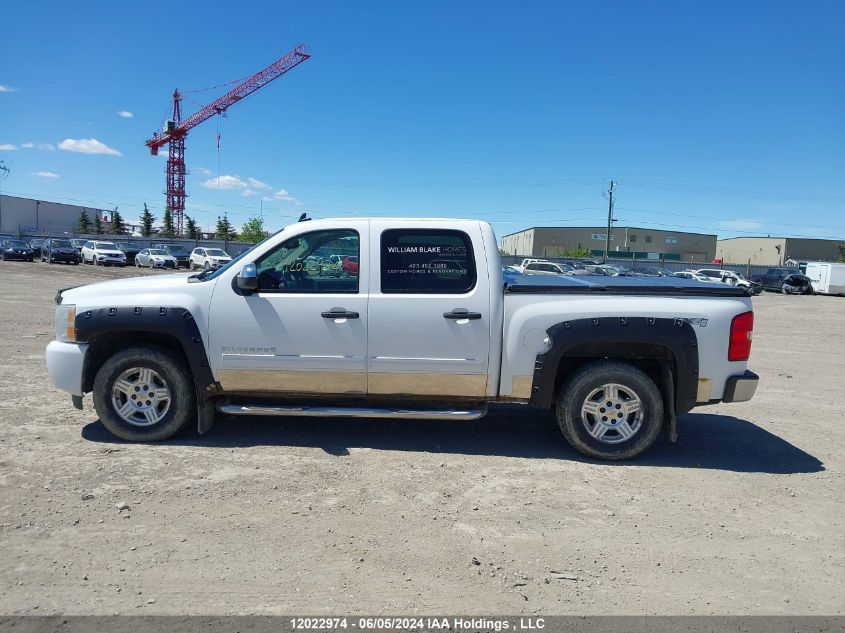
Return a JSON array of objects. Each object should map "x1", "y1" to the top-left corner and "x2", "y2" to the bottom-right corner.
[{"x1": 604, "y1": 180, "x2": 615, "y2": 260}]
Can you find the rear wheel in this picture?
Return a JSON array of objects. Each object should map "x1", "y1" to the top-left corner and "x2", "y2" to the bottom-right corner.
[
  {"x1": 93, "y1": 346, "x2": 195, "y2": 442},
  {"x1": 556, "y1": 360, "x2": 664, "y2": 460}
]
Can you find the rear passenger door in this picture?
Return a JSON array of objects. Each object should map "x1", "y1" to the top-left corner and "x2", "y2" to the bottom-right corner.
[{"x1": 367, "y1": 222, "x2": 491, "y2": 399}]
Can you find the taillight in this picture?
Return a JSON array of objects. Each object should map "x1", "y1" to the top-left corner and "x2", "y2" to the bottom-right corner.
[{"x1": 728, "y1": 311, "x2": 754, "y2": 361}]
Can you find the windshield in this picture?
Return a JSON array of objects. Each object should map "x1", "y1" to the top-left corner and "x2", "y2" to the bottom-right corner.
[
  {"x1": 7, "y1": 240, "x2": 28, "y2": 248},
  {"x1": 149, "y1": 249, "x2": 168, "y2": 256},
  {"x1": 191, "y1": 228, "x2": 286, "y2": 282},
  {"x1": 95, "y1": 242, "x2": 118, "y2": 250},
  {"x1": 167, "y1": 247, "x2": 189, "y2": 255},
  {"x1": 121, "y1": 242, "x2": 141, "y2": 249},
  {"x1": 205, "y1": 249, "x2": 229, "y2": 257},
  {"x1": 52, "y1": 240, "x2": 72, "y2": 248}
]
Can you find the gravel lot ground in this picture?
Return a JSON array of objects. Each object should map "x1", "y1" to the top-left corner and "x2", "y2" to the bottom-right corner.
[{"x1": 0, "y1": 260, "x2": 842, "y2": 616}]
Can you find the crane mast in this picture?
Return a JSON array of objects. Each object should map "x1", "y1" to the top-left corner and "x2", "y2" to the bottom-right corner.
[{"x1": 145, "y1": 44, "x2": 310, "y2": 234}]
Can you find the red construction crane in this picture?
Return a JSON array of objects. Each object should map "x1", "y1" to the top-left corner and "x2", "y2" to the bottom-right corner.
[{"x1": 145, "y1": 44, "x2": 310, "y2": 234}]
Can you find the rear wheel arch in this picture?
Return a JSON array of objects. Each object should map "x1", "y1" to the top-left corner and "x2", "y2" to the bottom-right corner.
[{"x1": 529, "y1": 317, "x2": 700, "y2": 417}]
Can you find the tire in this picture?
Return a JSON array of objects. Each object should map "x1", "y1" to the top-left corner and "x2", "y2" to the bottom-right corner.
[
  {"x1": 93, "y1": 346, "x2": 196, "y2": 442},
  {"x1": 555, "y1": 360, "x2": 664, "y2": 460},
  {"x1": 203, "y1": 261, "x2": 210, "y2": 270}
]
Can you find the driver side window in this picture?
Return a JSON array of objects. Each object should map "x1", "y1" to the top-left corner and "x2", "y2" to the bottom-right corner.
[{"x1": 254, "y1": 229, "x2": 360, "y2": 293}]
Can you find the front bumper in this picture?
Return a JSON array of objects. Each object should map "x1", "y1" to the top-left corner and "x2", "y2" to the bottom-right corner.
[
  {"x1": 45, "y1": 340, "x2": 88, "y2": 396},
  {"x1": 722, "y1": 370, "x2": 759, "y2": 403}
]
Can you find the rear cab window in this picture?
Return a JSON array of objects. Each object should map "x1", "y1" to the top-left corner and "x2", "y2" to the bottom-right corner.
[{"x1": 380, "y1": 229, "x2": 476, "y2": 294}]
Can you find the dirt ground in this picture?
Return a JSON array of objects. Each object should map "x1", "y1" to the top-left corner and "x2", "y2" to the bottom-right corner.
[{"x1": 0, "y1": 260, "x2": 842, "y2": 616}]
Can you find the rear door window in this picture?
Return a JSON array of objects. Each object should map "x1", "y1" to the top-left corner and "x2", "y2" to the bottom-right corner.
[{"x1": 380, "y1": 229, "x2": 476, "y2": 294}]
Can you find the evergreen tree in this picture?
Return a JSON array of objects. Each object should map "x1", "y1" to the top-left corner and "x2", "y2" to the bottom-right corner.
[
  {"x1": 93, "y1": 213, "x2": 103, "y2": 235},
  {"x1": 215, "y1": 214, "x2": 237, "y2": 241},
  {"x1": 184, "y1": 215, "x2": 200, "y2": 240},
  {"x1": 110, "y1": 207, "x2": 127, "y2": 235},
  {"x1": 140, "y1": 203, "x2": 156, "y2": 237},
  {"x1": 160, "y1": 207, "x2": 175, "y2": 238},
  {"x1": 77, "y1": 209, "x2": 91, "y2": 234},
  {"x1": 239, "y1": 215, "x2": 268, "y2": 244}
]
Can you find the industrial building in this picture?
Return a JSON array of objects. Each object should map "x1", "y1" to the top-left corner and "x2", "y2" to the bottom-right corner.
[
  {"x1": 0, "y1": 194, "x2": 110, "y2": 236},
  {"x1": 716, "y1": 236, "x2": 845, "y2": 265},
  {"x1": 500, "y1": 226, "x2": 717, "y2": 262}
]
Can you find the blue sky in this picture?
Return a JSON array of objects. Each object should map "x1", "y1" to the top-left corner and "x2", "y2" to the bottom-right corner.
[{"x1": 1, "y1": 1, "x2": 843, "y2": 240}]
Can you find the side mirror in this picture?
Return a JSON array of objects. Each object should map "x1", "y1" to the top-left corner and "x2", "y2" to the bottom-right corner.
[{"x1": 237, "y1": 263, "x2": 259, "y2": 292}]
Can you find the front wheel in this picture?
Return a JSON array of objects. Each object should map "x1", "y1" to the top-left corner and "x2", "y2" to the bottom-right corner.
[
  {"x1": 93, "y1": 346, "x2": 196, "y2": 442},
  {"x1": 556, "y1": 360, "x2": 664, "y2": 460}
]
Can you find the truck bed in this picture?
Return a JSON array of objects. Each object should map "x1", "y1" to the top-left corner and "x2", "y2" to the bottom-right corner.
[{"x1": 503, "y1": 273, "x2": 750, "y2": 297}]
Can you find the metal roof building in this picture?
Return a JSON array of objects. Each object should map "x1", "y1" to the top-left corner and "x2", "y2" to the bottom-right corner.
[{"x1": 500, "y1": 226, "x2": 717, "y2": 263}]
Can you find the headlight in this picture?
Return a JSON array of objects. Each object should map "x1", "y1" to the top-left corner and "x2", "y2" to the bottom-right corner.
[{"x1": 55, "y1": 304, "x2": 77, "y2": 343}]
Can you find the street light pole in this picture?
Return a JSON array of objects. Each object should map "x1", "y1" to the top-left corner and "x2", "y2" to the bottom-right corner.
[{"x1": 604, "y1": 180, "x2": 615, "y2": 260}]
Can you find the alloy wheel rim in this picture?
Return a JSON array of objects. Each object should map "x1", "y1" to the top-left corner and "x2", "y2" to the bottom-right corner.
[
  {"x1": 111, "y1": 367, "x2": 172, "y2": 427},
  {"x1": 580, "y1": 383, "x2": 643, "y2": 444}
]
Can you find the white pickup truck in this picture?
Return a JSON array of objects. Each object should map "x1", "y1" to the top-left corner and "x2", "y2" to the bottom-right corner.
[{"x1": 46, "y1": 218, "x2": 758, "y2": 460}]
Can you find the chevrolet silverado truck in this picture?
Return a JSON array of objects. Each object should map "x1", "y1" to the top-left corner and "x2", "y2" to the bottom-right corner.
[{"x1": 46, "y1": 218, "x2": 758, "y2": 460}]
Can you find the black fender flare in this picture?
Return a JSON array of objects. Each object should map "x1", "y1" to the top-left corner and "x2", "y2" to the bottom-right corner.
[
  {"x1": 75, "y1": 306, "x2": 217, "y2": 434},
  {"x1": 528, "y1": 316, "x2": 700, "y2": 427}
]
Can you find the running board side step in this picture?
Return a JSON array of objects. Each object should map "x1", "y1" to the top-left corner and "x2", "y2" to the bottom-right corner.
[{"x1": 216, "y1": 403, "x2": 487, "y2": 421}]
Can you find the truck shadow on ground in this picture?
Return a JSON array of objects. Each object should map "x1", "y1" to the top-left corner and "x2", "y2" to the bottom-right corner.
[{"x1": 81, "y1": 405, "x2": 823, "y2": 474}]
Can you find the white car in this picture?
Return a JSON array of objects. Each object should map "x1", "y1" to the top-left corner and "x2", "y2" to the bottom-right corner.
[
  {"x1": 694, "y1": 269, "x2": 761, "y2": 294},
  {"x1": 674, "y1": 271, "x2": 711, "y2": 282},
  {"x1": 522, "y1": 261, "x2": 575, "y2": 276},
  {"x1": 80, "y1": 241, "x2": 126, "y2": 267},
  {"x1": 190, "y1": 247, "x2": 232, "y2": 270},
  {"x1": 135, "y1": 248, "x2": 178, "y2": 269},
  {"x1": 46, "y1": 218, "x2": 758, "y2": 461},
  {"x1": 517, "y1": 258, "x2": 549, "y2": 272}
]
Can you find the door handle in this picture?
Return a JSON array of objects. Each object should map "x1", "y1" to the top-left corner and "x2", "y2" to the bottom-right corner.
[
  {"x1": 321, "y1": 308, "x2": 359, "y2": 319},
  {"x1": 443, "y1": 308, "x2": 482, "y2": 320}
]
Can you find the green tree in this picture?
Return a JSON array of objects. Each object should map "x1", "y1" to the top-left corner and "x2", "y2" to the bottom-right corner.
[
  {"x1": 140, "y1": 203, "x2": 156, "y2": 237},
  {"x1": 838, "y1": 244, "x2": 845, "y2": 263},
  {"x1": 184, "y1": 215, "x2": 200, "y2": 240},
  {"x1": 93, "y1": 213, "x2": 103, "y2": 235},
  {"x1": 110, "y1": 207, "x2": 127, "y2": 235},
  {"x1": 239, "y1": 215, "x2": 268, "y2": 244},
  {"x1": 77, "y1": 209, "x2": 91, "y2": 234},
  {"x1": 215, "y1": 214, "x2": 237, "y2": 241},
  {"x1": 160, "y1": 207, "x2": 175, "y2": 238},
  {"x1": 558, "y1": 243, "x2": 592, "y2": 258}
]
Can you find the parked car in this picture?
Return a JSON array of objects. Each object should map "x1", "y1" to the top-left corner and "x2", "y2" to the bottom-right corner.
[
  {"x1": 780, "y1": 273, "x2": 814, "y2": 295},
  {"x1": 523, "y1": 261, "x2": 575, "y2": 276},
  {"x1": 694, "y1": 269, "x2": 761, "y2": 294},
  {"x1": 752, "y1": 267, "x2": 803, "y2": 292},
  {"x1": 80, "y1": 240, "x2": 126, "y2": 266},
  {"x1": 341, "y1": 255, "x2": 359, "y2": 277},
  {"x1": 135, "y1": 248, "x2": 178, "y2": 269},
  {"x1": 42, "y1": 238, "x2": 81, "y2": 264},
  {"x1": 1, "y1": 239, "x2": 35, "y2": 261},
  {"x1": 46, "y1": 217, "x2": 758, "y2": 461},
  {"x1": 501, "y1": 265, "x2": 522, "y2": 275},
  {"x1": 190, "y1": 247, "x2": 232, "y2": 270},
  {"x1": 673, "y1": 271, "x2": 710, "y2": 282},
  {"x1": 70, "y1": 239, "x2": 87, "y2": 254},
  {"x1": 115, "y1": 241, "x2": 143, "y2": 265},
  {"x1": 631, "y1": 266, "x2": 674, "y2": 277},
  {"x1": 517, "y1": 258, "x2": 549, "y2": 272},
  {"x1": 152, "y1": 244, "x2": 191, "y2": 268},
  {"x1": 28, "y1": 239, "x2": 43, "y2": 259}
]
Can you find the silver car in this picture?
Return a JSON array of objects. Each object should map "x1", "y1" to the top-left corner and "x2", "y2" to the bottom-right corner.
[{"x1": 135, "y1": 248, "x2": 178, "y2": 269}]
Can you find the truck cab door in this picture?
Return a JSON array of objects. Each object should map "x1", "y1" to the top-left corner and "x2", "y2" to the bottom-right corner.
[
  {"x1": 366, "y1": 222, "x2": 491, "y2": 399},
  {"x1": 208, "y1": 223, "x2": 369, "y2": 397}
]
